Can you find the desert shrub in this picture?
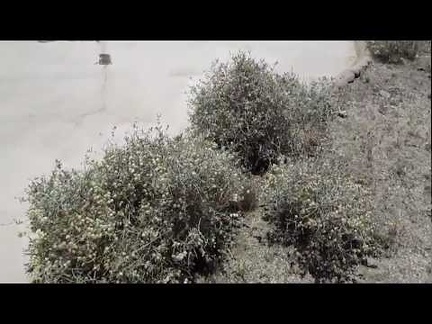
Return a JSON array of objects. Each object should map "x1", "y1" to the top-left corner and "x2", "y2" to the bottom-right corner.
[
  {"x1": 262, "y1": 158, "x2": 384, "y2": 283},
  {"x1": 24, "y1": 124, "x2": 249, "y2": 283},
  {"x1": 367, "y1": 41, "x2": 420, "y2": 64},
  {"x1": 188, "y1": 51, "x2": 334, "y2": 175}
]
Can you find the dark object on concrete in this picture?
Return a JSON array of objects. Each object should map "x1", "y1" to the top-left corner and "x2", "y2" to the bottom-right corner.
[{"x1": 98, "y1": 53, "x2": 112, "y2": 66}]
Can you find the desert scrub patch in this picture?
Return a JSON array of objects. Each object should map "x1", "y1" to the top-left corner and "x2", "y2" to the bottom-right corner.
[
  {"x1": 188, "y1": 51, "x2": 334, "y2": 175},
  {"x1": 367, "y1": 41, "x2": 420, "y2": 64},
  {"x1": 262, "y1": 158, "x2": 386, "y2": 283},
  {"x1": 24, "y1": 124, "x2": 249, "y2": 283}
]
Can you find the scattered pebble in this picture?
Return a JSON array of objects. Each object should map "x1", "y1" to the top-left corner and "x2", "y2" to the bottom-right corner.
[
  {"x1": 337, "y1": 111, "x2": 348, "y2": 118},
  {"x1": 379, "y1": 90, "x2": 391, "y2": 99}
]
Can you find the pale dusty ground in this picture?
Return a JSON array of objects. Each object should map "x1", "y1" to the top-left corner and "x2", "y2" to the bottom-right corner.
[{"x1": 0, "y1": 41, "x2": 356, "y2": 282}]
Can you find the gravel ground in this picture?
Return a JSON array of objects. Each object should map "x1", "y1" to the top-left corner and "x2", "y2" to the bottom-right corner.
[{"x1": 211, "y1": 49, "x2": 431, "y2": 283}]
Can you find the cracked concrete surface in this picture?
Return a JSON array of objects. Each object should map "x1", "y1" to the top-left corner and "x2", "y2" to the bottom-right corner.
[{"x1": 0, "y1": 41, "x2": 357, "y2": 282}]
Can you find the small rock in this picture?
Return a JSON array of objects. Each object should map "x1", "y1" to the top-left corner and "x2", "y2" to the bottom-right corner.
[
  {"x1": 353, "y1": 71, "x2": 361, "y2": 79},
  {"x1": 379, "y1": 90, "x2": 391, "y2": 99},
  {"x1": 335, "y1": 70, "x2": 356, "y2": 87},
  {"x1": 350, "y1": 67, "x2": 361, "y2": 78},
  {"x1": 378, "y1": 105, "x2": 388, "y2": 115},
  {"x1": 416, "y1": 56, "x2": 431, "y2": 71},
  {"x1": 400, "y1": 57, "x2": 409, "y2": 65},
  {"x1": 254, "y1": 235, "x2": 263, "y2": 243},
  {"x1": 337, "y1": 110, "x2": 348, "y2": 118}
]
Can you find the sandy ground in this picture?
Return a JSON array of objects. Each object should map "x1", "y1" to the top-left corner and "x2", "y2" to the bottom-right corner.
[{"x1": 0, "y1": 41, "x2": 356, "y2": 282}]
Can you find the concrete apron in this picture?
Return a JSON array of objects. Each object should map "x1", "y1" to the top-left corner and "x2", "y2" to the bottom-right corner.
[{"x1": 0, "y1": 41, "x2": 358, "y2": 282}]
